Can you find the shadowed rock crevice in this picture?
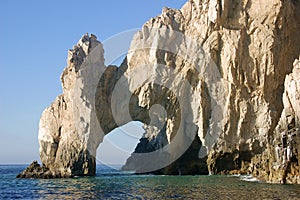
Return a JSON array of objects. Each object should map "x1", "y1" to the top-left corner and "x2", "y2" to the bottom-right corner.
[{"x1": 152, "y1": 136, "x2": 209, "y2": 175}]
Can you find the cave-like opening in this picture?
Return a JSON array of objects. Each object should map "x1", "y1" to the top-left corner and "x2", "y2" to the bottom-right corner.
[{"x1": 96, "y1": 121, "x2": 144, "y2": 169}]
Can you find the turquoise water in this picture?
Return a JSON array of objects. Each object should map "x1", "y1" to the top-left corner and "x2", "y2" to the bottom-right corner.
[{"x1": 0, "y1": 165, "x2": 299, "y2": 199}]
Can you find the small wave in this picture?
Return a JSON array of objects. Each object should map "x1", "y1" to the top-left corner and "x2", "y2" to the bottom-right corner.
[
  {"x1": 240, "y1": 175, "x2": 260, "y2": 182},
  {"x1": 229, "y1": 174, "x2": 241, "y2": 177}
]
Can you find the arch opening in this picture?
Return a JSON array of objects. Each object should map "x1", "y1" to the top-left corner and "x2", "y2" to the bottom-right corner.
[{"x1": 96, "y1": 121, "x2": 144, "y2": 169}]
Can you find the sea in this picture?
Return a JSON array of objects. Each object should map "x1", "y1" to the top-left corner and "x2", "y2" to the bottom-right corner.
[{"x1": 0, "y1": 165, "x2": 299, "y2": 199}]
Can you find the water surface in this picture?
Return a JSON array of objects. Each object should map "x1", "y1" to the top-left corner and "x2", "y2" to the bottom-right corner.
[{"x1": 0, "y1": 165, "x2": 299, "y2": 199}]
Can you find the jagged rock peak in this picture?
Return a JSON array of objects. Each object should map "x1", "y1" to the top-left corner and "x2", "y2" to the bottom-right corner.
[
  {"x1": 61, "y1": 33, "x2": 103, "y2": 95},
  {"x1": 67, "y1": 33, "x2": 101, "y2": 72}
]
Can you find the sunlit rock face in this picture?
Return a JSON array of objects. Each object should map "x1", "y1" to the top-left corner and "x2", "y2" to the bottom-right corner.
[
  {"x1": 122, "y1": 0, "x2": 300, "y2": 183},
  {"x1": 19, "y1": 0, "x2": 300, "y2": 183},
  {"x1": 38, "y1": 34, "x2": 105, "y2": 177}
]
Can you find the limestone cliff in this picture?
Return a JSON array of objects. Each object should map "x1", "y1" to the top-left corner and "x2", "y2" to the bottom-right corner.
[
  {"x1": 123, "y1": 0, "x2": 300, "y2": 183},
  {"x1": 257, "y1": 57, "x2": 300, "y2": 184},
  {"x1": 18, "y1": 0, "x2": 300, "y2": 184},
  {"x1": 37, "y1": 33, "x2": 105, "y2": 177}
]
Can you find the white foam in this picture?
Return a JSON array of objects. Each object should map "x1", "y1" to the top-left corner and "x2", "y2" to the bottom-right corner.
[
  {"x1": 240, "y1": 175, "x2": 260, "y2": 182},
  {"x1": 230, "y1": 174, "x2": 241, "y2": 177}
]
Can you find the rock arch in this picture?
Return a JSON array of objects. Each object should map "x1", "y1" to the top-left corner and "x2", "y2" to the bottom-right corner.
[
  {"x1": 38, "y1": 31, "x2": 211, "y2": 177},
  {"x1": 19, "y1": 0, "x2": 300, "y2": 184}
]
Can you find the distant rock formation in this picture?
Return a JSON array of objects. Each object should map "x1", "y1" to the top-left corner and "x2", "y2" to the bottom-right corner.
[{"x1": 18, "y1": 0, "x2": 300, "y2": 184}]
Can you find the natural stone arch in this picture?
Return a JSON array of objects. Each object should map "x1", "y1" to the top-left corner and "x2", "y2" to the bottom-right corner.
[
  {"x1": 18, "y1": 0, "x2": 300, "y2": 185},
  {"x1": 94, "y1": 60, "x2": 197, "y2": 174},
  {"x1": 38, "y1": 29, "x2": 212, "y2": 177},
  {"x1": 96, "y1": 121, "x2": 144, "y2": 166}
]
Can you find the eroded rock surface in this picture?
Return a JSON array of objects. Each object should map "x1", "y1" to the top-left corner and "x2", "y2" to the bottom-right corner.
[
  {"x1": 22, "y1": 34, "x2": 106, "y2": 178},
  {"x1": 18, "y1": 0, "x2": 300, "y2": 183},
  {"x1": 16, "y1": 161, "x2": 54, "y2": 179},
  {"x1": 123, "y1": 0, "x2": 300, "y2": 182},
  {"x1": 257, "y1": 57, "x2": 300, "y2": 184}
]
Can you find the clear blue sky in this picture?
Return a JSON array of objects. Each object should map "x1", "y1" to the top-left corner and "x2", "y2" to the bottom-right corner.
[{"x1": 0, "y1": 0, "x2": 187, "y2": 164}]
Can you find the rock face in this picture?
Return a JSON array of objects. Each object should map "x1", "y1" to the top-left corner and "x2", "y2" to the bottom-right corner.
[
  {"x1": 36, "y1": 33, "x2": 105, "y2": 177},
  {"x1": 123, "y1": 0, "x2": 300, "y2": 183},
  {"x1": 18, "y1": 0, "x2": 300, "y2": 183},
  {"x1": 258, "y1": 57, "x2": 300, "y2": 184}
]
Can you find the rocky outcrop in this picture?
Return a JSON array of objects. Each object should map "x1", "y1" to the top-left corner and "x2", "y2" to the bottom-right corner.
[
  {"x1": 32, "y1": 33, "x2": 105, "y2": 178},
  {"x1": 253, "y1": 57, "x2": 300, "y2": 184},
  {"x1": 123, "y1": 0, "x2": 300, "y2": 182},
  {"x1": 18, "y1": 0, "x2": 300, "y2": 183},
  {"x1": 16, "y1": 161, "x2": 53, "y2": 179}
]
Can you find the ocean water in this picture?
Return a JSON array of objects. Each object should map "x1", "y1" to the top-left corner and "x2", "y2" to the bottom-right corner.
[{"x1": 0, "y1": 165, "x2": 299, "y2": 199}]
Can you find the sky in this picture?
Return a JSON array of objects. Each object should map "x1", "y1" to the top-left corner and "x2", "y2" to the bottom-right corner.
[{"x1": 0, "y1": 0, "x2": 187, "y2": 164}]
